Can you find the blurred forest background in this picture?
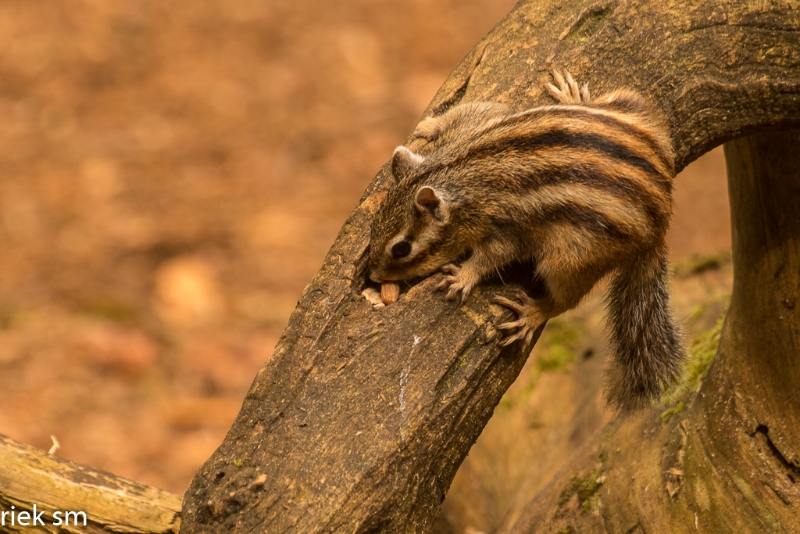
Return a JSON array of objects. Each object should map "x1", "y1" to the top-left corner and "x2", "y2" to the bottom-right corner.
[{"x1": 0, "y1": 0, "x2": 733, "y2": 530}]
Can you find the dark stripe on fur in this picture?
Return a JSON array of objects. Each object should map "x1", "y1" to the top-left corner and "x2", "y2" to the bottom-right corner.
[
  {"x1": 531, "y1": 202, "x2": 636, "y2": 241},
  {"x1": 488, "y1": 203, "x2": 632, "y2": 242},
  {"x1": 436, "y1": 156, "x2": 669, "y2": 231},
  {"x1": 466, "y1": 130, "x2": 667, "y2": 188},
  {"x1": 535, "y1": 165, "x2": 669, "y2": 230},
  {"x1": 490, "y1": 106, "x2": 673, "y2": 175}
]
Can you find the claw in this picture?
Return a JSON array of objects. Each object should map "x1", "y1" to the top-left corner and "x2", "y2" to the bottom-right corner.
[
  {"x1": 436, "y1": 263, "x2": 474, "y2": 304},
  {"x1": 500, "y1": 329, "x2": 525, "y2": 346},
  {"x1": 497, "y1": 320, "x2": 523, "y2": 331},
  {"x1": 525, "y1": 328, "x2": 536, "y2": 345},
  {"x1": 492, "y1": 289, "x2": 545, "y2": 346},
  {"x1": 435, "y1": 277, "x2": 453, "y2": 292},
  {"x1": 459, "y1": 285, "x2": 472, "y2": 303},
  {"x1": 546, "y1": 70, "x2": 589, "y2": 104},
  {"x1": 512, "y1": 289, "x2": 534, "y2": 306},
  {"x1": 492, "y1": 295, "x2": 524, "y2": 314}
]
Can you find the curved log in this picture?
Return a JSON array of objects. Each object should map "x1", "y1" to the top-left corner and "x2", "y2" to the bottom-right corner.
[{"x1": 180, "y1": 0, "x2": 800, "y2": 531}]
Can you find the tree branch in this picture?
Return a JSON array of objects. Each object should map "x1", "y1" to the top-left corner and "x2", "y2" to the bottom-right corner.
[
  {"x1": 0, "y1": 433, "x2": 181, "y2": 534},
  {"x1": 180, "y1": 0, "x2": 800, "y2": 531}
]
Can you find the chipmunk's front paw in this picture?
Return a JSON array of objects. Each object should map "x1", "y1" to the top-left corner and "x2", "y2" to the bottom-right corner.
[
  {"x1": 435, "y1": 264, "x2": 476, "y2": 303},
  {"x1": 492, "y1": 290, "x2": 548, "y2": 346}
]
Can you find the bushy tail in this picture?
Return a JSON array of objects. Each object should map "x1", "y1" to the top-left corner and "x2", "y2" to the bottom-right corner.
[{"x1": 605, "y1": 245, "x2": 685, "y2": 410}]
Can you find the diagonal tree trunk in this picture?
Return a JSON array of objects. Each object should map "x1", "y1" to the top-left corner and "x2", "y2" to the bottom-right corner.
[{"x1": 180, "y1": 0, "x2": 800, "y2": 532}]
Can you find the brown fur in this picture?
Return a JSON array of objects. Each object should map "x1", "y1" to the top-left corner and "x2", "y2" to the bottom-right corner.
[{"x1": 368, "y1": 71, "x2": 684, "y2": 410}]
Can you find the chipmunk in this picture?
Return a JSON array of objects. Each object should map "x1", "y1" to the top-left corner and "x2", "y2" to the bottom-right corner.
[{"x1": 368, "y1": 71, "x2": 684, "y2": 410}]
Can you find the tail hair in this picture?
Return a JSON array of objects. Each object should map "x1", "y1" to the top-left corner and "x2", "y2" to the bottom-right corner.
[{"x1": 605, "y1": 245, "x2": 685, "y2": 410}]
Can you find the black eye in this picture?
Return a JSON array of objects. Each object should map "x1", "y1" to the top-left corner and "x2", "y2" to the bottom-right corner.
[{"x1": 391, "y1": 240, "x2": 412, "y2": 259}]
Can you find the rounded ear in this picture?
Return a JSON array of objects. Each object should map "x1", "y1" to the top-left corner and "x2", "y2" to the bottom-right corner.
[
  {"x1": 415, "y1": 186, "x2": 447, "y2": 221},
  {"x1": 391, "y1": 146, "x2": 425, "y2": 182}
]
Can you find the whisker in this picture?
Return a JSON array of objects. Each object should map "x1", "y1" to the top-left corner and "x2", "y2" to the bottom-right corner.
[{"x1": 495, "y1": 267, "x2": 506, "y2": 286}]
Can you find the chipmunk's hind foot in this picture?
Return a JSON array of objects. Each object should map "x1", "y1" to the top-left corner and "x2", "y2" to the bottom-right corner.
[
  {"x1": 546, "y1": 70, "x2": 591, "y2": 104},
  {"x1": 493, "y1": 290, "x2": 548, "y2": 346}
]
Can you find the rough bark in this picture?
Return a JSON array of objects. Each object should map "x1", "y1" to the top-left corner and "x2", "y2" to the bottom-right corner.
[
  {"x1": 497, "y1": 130, "x2": 800, "y2": 533},
  {"x1": 180, "y1": 0, "x2": 800, "y2": 532},
  {"x1": 0, "y1": 433, "x2": 181, "y2": 534}
]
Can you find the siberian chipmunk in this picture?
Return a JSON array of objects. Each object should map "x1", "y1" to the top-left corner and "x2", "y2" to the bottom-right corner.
[{"x1": 369, "y1": 71, "x2": 684, "y2": 410}]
